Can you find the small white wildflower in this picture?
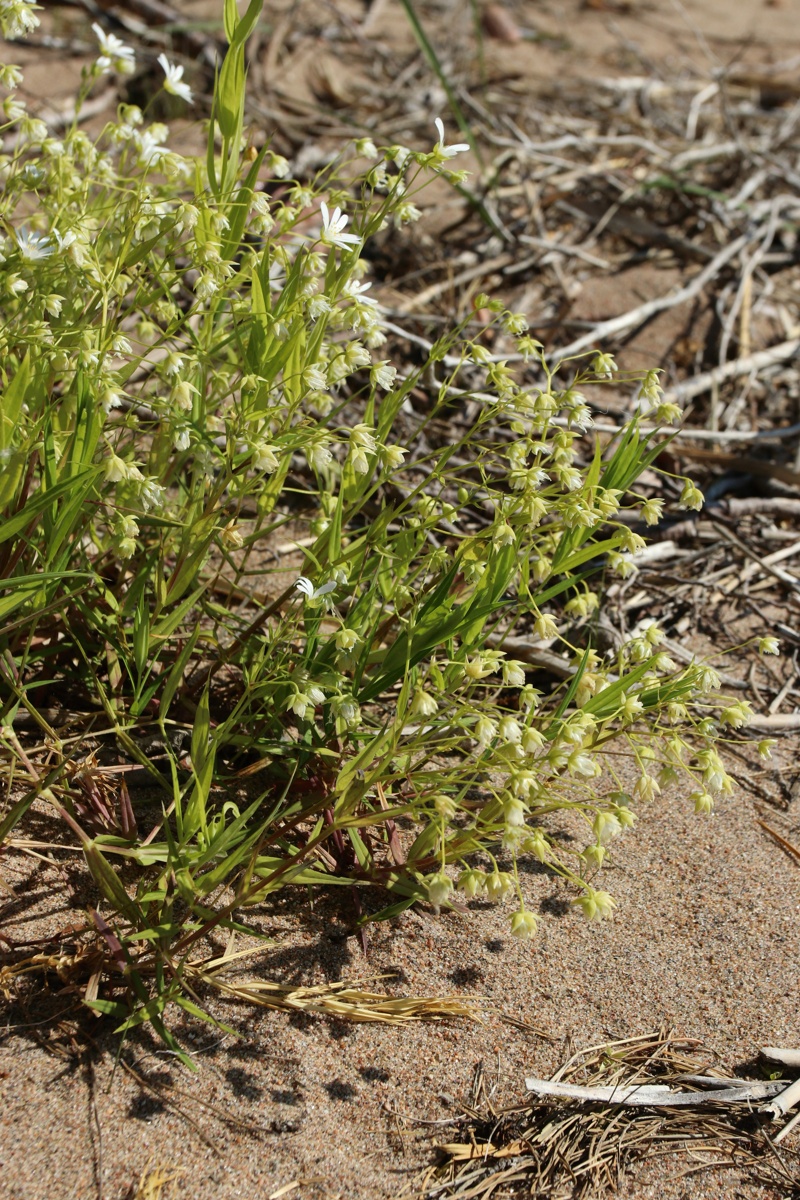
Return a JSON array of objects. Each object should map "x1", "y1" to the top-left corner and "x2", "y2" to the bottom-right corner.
[
  {"x1": 162, "y1": 351, "x2": 184, "y2": 377},
  {"x1": 135, "y1": 130, "x2": 170, "y2": 168},
  {"x1": 692, "y1": 790, "x2": 714, "y2": 815},
  {"x1": 432, "y1": 117, "x2": 470, "y2": 160},
  {"x1": 758, "y1": 636, "x2": 780, "y2": 656},
  {"x1": 593, "y1": 812, "x2": 622, "y2": 845},
  {"x1": 485, "y1": 870, "x2": 514, "y2": 904},
  {"x1": 371, "y1": 361, "x2": 396, "y2": 390},
  {"x1": 498, "y1": 716, "x2": 522, "y2": 744},
  {"x1": 427, "y1": 871, "x2": 453, "y2": 908},
  {"x1": 721, "y1": 700, "x2": 752, "y2": 729},
  {"x1": 474, "y1": 715, "x2": 497, "y2": 747},
  {"x1": 318, "y1": 201, "x2": 361, "y2": 251},
  {"x1": 502, "y1": 660, "x2": 526, "y2": 688},
  {"x1": 139, "y1": 479, "x2": 165, "y2": 512},
  {"x1": 350, "y1": 423, "x2": 376, "y2": 452},
  {"x1": 344, "y1": 278, "x2": 378, "y2": 306},
  {"x1": 0, "y1": 65, "x2": 23, "y2": 88},
  {"x1": 332, "y1": 695, "x2": 360, "y2": 727},
  {"x1": 307, "y1": 294, "x2": 331, "y2": 320},
  {"x1": 3, "y1": 94, "x2": 24, "y2": 120},
  {"x1": 574, "y1": 888, "x2": 616, "y2": 921},
  {"x1": 157, "y1": 53, "x2": 192, "y2": 104},
  {"x1": 309, "y1": 442, "x2": 332, "y2": 472},
  {"x1": 194, "y1": 272, "x2": 218, "y2": 301},
  {"x1": 411, "y1": 689, "x2": 438, "y2": 718},
  {"x1": 252, "y1": 443, "x2": 278, "y2": 473},
  {"x1": 294, "y1": 576, "x2": 337, "y2": 601},
  {"x1": 510, "y1": 910, "x2": 537, "y2": 940},
  {"x1": 105, "y1": 453, "x2": 129, "y2": 483},
  {"x1": 335, "y1": 629, "x2": 359, "y2": 651},
  {"x1": 590, "y1": 351, "x2": 617, "y2": 378},
  {"x1": 171, "y1": 380, "x2": 197, "y2": 412},
  {"x1": 1, "y1": 0, "x2": 39, "y2": 41},
  {"x1": 679, "y1": 479, "x2": 704, "y2": 511},
  {"x1": 92, "y1": 22, "x2": 135, "y2": 74},
  {"x1": 16, "y1": 228, "x2": 53, "y2": 260},
  {"x1": 382, "y1": 445, "x2": 405, "y2": 470},
  {"x1": 641, "y1": 497, "x2": 663, "y2": 526},
  {"x1": 457, "y1": 868, "x2": 486, "y2": 898},
  {"x1": 220, "y1": 520, "x2": 243, "y2": 550},
  {"x1": 288, "y1": 691, "x2": 313, "y2": 720},
  {"x1": 100, "y1": 389, "x2": 122, "y2": 413}
]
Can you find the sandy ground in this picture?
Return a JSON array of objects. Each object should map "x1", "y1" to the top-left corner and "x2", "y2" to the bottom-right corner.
[
  {"x1": 2, "y1": 747, "x2": 799, "y2": 1199},
  {"x1": 3, "y1": 0, "x2": 800, "y2": 1196}
]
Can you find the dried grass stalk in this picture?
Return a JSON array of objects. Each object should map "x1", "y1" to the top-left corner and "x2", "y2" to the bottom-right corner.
[{"x1": 190, "y1": 962, "x2": 479, "y2": 1024}]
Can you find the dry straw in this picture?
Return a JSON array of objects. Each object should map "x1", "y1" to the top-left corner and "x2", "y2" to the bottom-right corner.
[{"x1": 413, "y1": 1027, "x2": 800, "y2": 1199}]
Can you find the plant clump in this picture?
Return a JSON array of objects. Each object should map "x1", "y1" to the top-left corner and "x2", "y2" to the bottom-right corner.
[{"x1": 0, "y1": 0, "x2": 771, "y2": 1054}]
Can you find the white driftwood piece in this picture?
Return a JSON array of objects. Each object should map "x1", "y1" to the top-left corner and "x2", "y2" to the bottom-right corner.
[
  {"x1": 762, "y1": 1077, "x2": 800, "y2": 1119},
  {"x1": 761, "y1": 1046, "x2": 800, "y2": 1069},
  {"x1": 524, "y1": 1077, "x2": 788, "y2": 1107}
]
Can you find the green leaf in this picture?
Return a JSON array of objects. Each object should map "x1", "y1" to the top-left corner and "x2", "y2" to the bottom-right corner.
[{"x1": 0, "y1": 351, "x2": 30, "y2": 451}]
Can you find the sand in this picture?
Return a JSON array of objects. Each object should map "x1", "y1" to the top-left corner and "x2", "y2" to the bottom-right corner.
[{"x1": 2, "y1": 745, "x2": 799, "y2": 1198}]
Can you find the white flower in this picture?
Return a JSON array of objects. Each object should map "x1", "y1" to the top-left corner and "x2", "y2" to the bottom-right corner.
[
  {"x1": 16, "y1": 228, "x2": 53, "y2": 260},
  {"x1": 219, "y1": 519, "x2": 243, "y2": 549},
  {"x1": 0, "y1": 65, "x2": 23, "y2": 88},
  {"x1": 1, "y1": 0, "x2": 39, "y2": 40},
  {"x1": 163, "y1": 351, "x2": 184, "y2": 377},
  {"x1": 289, "y1": 691, "x2": 313, "y2": 720},
  {"x1": 343, "y1": 278, "x2": 378, "y2": 307},
  {"x1": 510, "y1": 910, "x2": 537, "y2": 940},
  {"x1": 139, "y1": 479, "x2": 165, "y2": 512},
  {"x1": 171, "y1": 380, "x2": 197, "y2": 411},
  {"x1": 427, "y1": 871, "x2": 452, "y2": 908},
  {"x1": 135, "y1": 131, "x2": 169, "y2": 168},
  {"x1": 382, "y1": 445, "x2": 405, "y2": 470},
  {"x1": 332, "y1": 695, "x2": 360, "y2": 727},
  {"x1": 309, "y1": 442, "x2": 332, "y2": 472},
  {"x1": 92, "y1": 22, "x2": 135, "y2": 75},
  {"x1": 411, "y1": 689, "x2": 438, "y2": 718},
  {"x1": 474, "y1": 715, "x2": 497, "y2": 748},
  {"x1": 350, "y1": 423, "x2": 376, "y2": 452},
  {"x1": 194, "y1": 272, "x2": 218, "y2": 301},
  {"x1": 252, "y1": 443, "x2": 279, "y2": 473},
  {"x1": 100, "y1": 389, "x2": 122, "y2": 413},
  {"x1": 433, "y1": 117, "x2": 469, "y2": 160},
  {"x1": 371, "y1": 361, "x2": 396, "y2": 390},
  {"x1": 105, "y1": 453, "x2": 129, "y2": 482},
  {"x1": 502, "y1": 660, "x2": 526, "y2": 688},
  {"x1": 294, "y1": 576, "x2": 337, "y2": 601},
  {"x1": 318, "y1": 201, "x2": 361, "y2": 251},
  {"x1": 498, "y1": 716, "x2": 522, "y2": 744},
  {"x1": 157, "y1": 53, "x2": 192, "y2": 104}
]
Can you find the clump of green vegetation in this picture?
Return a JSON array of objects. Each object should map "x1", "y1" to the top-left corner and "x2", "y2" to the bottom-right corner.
[{"x1": 0, "y1": 0, "x2": 772, "y2": 1059}]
